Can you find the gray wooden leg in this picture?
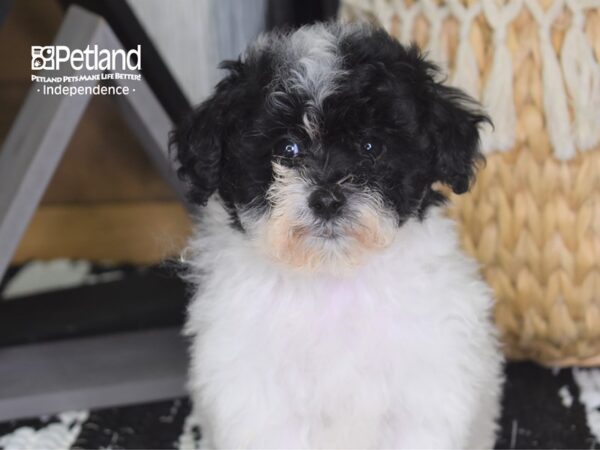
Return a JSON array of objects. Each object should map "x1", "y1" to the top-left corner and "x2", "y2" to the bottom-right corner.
[
  {"x1": 0, "y1": 327, "x2": 187, "y2": 421},
  {"x1": 109, "y1": 74, "x2": 189, "y2": 204},
  {"x1": 98, "y1": 23, "x2": 190, "y2": 205}
]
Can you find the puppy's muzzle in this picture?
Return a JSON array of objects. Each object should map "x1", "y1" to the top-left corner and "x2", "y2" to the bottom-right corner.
[{"x1": 308, "y1": 185, "x2": 346, "y2": 220}]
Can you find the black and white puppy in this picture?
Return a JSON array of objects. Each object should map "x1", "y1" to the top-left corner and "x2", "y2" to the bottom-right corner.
[{"x1": 173, "y1": 22, "x2": 503, "y2": 449}]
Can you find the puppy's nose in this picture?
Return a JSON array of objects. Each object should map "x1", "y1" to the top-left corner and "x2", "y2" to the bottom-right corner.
[{"x1": 308, "y1": 186, "x2": 346, "y2": 220}]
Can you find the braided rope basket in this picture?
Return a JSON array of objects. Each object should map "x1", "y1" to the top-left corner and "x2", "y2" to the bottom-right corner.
[{"x1": 339, "y1": 0, "x2": 600, "y2": 365}]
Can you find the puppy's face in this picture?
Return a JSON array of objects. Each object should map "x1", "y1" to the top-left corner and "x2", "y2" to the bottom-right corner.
[{"x1": 173, "y1": 24, "x2": 488, "y2": 273}]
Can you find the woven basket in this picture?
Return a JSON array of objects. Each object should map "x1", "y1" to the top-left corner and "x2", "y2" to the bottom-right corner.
[{"x1": 339, "y1": 0, "x2": 600, "y2": 365}]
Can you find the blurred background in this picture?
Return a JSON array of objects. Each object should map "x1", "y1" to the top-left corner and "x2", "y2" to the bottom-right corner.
[{"x1": 1, "y1": 0, "x2": 600, "y2": 449}]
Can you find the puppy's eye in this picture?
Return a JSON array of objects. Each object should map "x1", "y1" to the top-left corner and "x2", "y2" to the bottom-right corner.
[
  {"x1": 275, "y1": 140, "x2": 302, "y2": 158},
  {"x1": 360, "y1": 140, "x2": 381, "y2": 155}
]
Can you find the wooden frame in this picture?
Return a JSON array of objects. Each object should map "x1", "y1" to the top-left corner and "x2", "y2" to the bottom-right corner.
[
  {"x1": 0, "y1": 4, "x2": 190, "y2": 282},
  {"x1": 0, "y1": 5, "x2": 191, "y2": 420}
]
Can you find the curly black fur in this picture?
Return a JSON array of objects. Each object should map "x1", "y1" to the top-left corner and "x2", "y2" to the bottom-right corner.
[{"x1": 171, "y1": 23, "x2": 490, "y2": 226}]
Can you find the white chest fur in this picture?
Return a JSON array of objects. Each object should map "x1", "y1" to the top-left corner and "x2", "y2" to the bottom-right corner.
[{"x1": 184, "y1": 201, "x2": 503, "y2": 449}]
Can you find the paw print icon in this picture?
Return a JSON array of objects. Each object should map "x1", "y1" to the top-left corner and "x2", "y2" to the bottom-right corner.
[
  {"x1": 32, "y1": 57, "x2": 44, "y2": 69},
  {"x1": 31, "y1": 46, "x2": 55, "y2": 70}
]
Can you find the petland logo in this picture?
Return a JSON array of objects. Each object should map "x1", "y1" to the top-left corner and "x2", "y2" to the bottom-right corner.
[
  {"x1": 31, "y1": 45, "x2": 141, "y2": 71},
  {"x1": 31, "y1": 45, "x2": 142, "y2": 96}
]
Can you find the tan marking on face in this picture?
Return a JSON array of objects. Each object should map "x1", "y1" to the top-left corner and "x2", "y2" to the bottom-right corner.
[{"x1": 253, "y1": 163, "x2": 397, "y2": 274}]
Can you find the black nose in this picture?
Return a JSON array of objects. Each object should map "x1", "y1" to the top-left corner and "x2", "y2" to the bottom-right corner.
[{"x1": 308, "y1": 186, "x2": 346, "y2": 220}]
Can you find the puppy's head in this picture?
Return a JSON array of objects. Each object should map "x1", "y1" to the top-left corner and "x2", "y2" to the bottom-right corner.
[{"x1": 172, "y1": 23, "x2": 488, "y2": 273}]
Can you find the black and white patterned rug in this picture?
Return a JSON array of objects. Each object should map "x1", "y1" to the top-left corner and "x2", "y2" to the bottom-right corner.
[
  {"x1": 1, "y1": 362, "x2": 600, "y2": 449},
  {"x1": 1, "y1": 261, "x2": 600, "y2": 449}
]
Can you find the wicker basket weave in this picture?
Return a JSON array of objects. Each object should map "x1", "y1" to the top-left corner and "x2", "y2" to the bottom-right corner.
[{"x1": 340, "y1": 0, "x2": 600, "y2": 365}]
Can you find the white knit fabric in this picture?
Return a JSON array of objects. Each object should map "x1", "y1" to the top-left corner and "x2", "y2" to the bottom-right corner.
[
  {"x1": 421, "y1": 0, "x2": 450, "y2": 74},
  {"x1": 373, "y1": 0, "x2": 422, "y2": 43},
  {"x1": 480, "y1": 0, "x2": 523, "y2": 153},
  {"x1": 448, "y1": 0, "x2": 481, "y2": 100},
  {"x1": 561, "y1": 0, "x2": 600, "y2": 151},
  {"x1": 340, "y1": 0, "x2": 600, "y2": 161},
  {"x1": 526, "y1": 0, "x2": 575, "y2": 160}
]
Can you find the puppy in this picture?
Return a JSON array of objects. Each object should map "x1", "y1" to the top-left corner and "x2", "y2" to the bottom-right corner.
[{"x1": 172, "y1": 22, "x2": 503, "y2": 449}]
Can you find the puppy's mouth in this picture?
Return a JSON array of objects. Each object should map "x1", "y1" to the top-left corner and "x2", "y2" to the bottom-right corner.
[
  {"x1": 316, "y1": 228, "x2": 339, "y2": 239},
  {"x1": 311, "y1": 229, "x2": 342, "y2": 241},
  {"x1": 306, "y1": 217, "x2": 348, "y2": 240},
  {"x1": 289, "y1": 222, "x2": 342, "y2": 241}
]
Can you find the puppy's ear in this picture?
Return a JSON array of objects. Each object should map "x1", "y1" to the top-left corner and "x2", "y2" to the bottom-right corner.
[
  {"x1": 170, "y1": 61, "x2": 244, "y2": 205},
  {"x1": 426, "y1": 82, "x2": 490, "y2": 195}
]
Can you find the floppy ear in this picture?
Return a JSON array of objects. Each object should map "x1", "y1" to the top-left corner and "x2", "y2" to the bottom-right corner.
[
  {"x1": 426, "y1": 82, "x2": 490, "y2": 195},
  {"x1": 170, "y1": 61, "x2": 244, "y2": 205},
  {"x1": 170, "y1": 101, "x2": 223, "y2": 205}
]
